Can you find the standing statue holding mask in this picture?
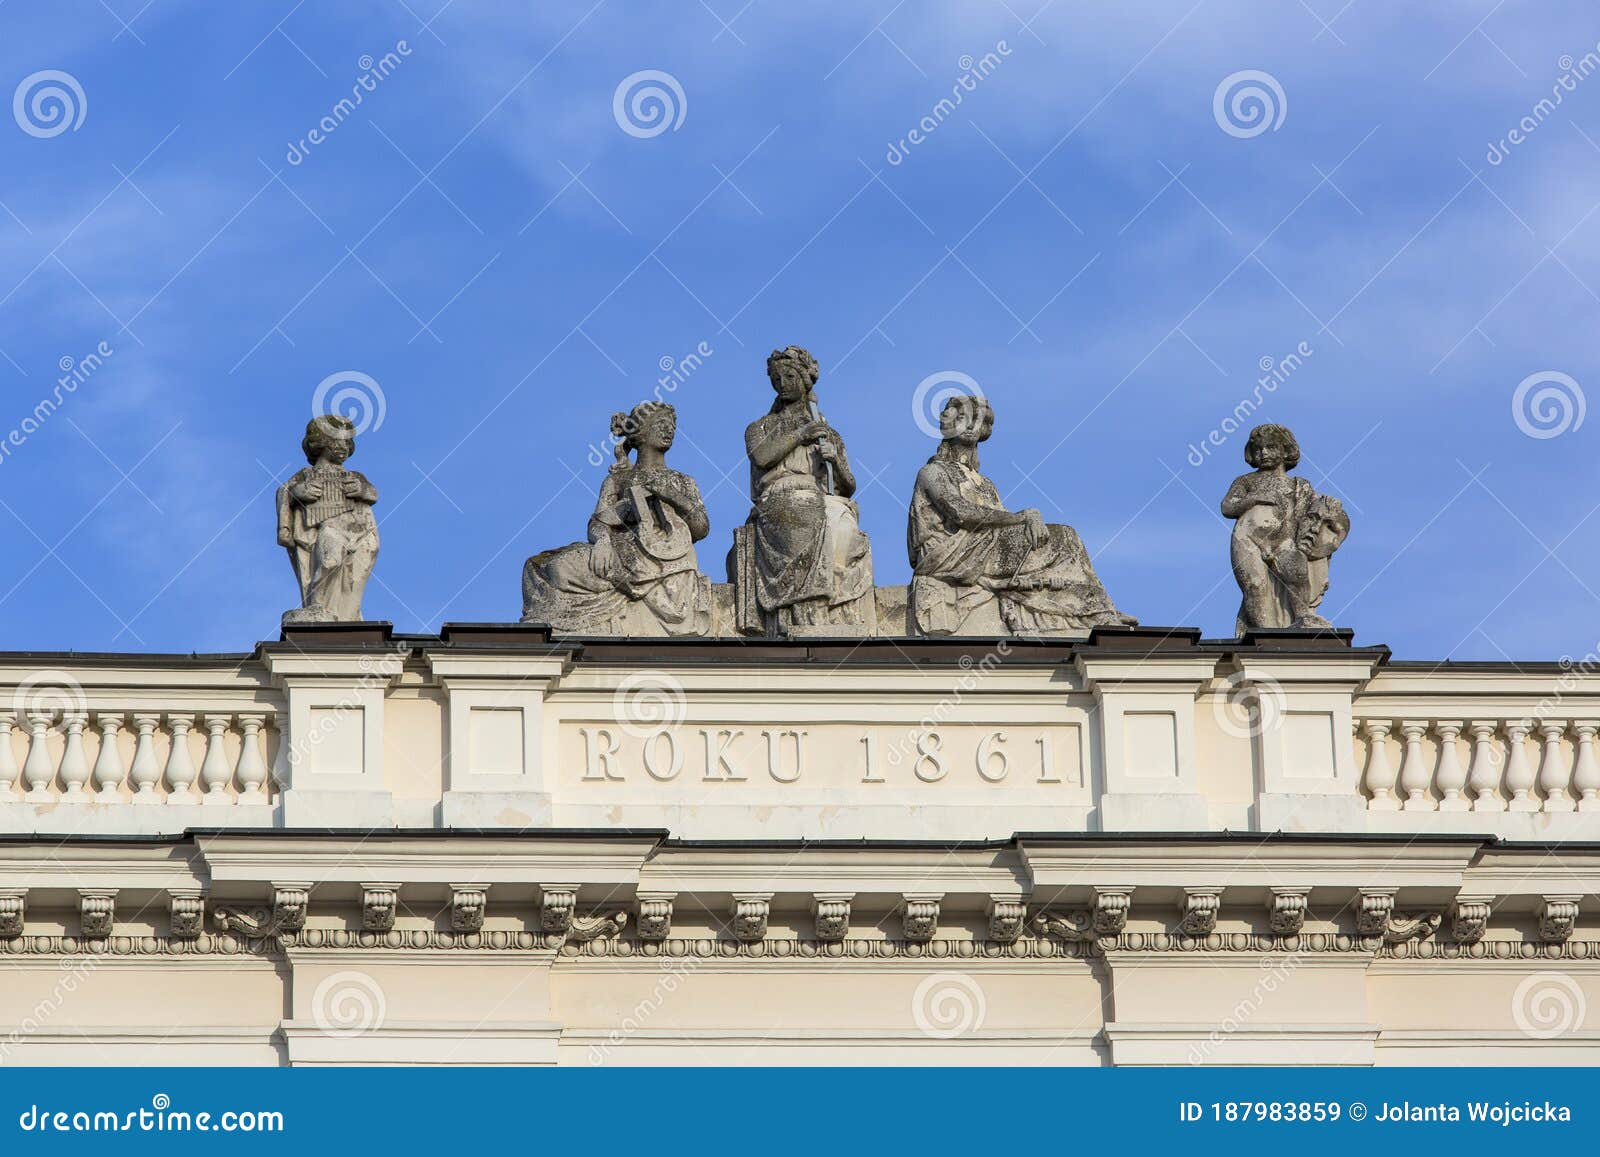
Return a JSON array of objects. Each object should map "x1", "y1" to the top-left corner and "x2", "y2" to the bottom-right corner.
[
  {"x1": 278, "y1": 414, "x2": 381, "y2": 624},
  {"x1": 522, "y1": 400, "x2": 713, "y2": 636},
  {"x1": 1222, "y1": 423, "x2": 1350, "y2": 634},
  {"x1": 908, "y1": 394, "x2": 1137, "y2": 636},
  {"x1": 730, "y1": 347, "x2": 876, "y2": 635}
]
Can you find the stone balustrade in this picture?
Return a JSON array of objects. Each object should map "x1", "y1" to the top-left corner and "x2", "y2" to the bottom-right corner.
[
  {"x1": 1, "y1": 626, "x2": 1599, "y2": 840},
  {"x1": 0, "y1": 657, "x2": 279, "y2": 833},
  {"x1": 0, "y1": 711, "x2": 277, "y2": 810},
  {"x1": 1356, "y1": 717, "x2": 1600, "y2": 815}
]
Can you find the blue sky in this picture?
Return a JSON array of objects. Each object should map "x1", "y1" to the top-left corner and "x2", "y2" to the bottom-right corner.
[{"x1": 1, "y1": 1, "x2": 1599, "y2": 659}]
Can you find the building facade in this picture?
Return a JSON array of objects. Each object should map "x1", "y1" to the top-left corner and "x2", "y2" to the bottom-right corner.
[{"x1": 0, "y1": 623, "x2": 1595, "y2": 1065}]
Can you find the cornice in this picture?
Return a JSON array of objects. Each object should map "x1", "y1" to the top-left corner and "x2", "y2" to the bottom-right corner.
[
  {"x1": 639, "y1": 845, "x2": 1028, "y2": 896},
  {"x1": 3, "y1": 930, "x2": 1594, "y2": 961},
  {"x1": 196, "y1": 833, "x2": 661, "y2": 886},
  {"x1": 1018, "y1": 837, "x2": 1483, "y2": 893}
]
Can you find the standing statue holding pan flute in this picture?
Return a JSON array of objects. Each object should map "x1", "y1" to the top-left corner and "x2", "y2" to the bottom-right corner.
[
  {"x1": 1222, "y1": 423, "x2": 1350, "y2": 634},
  {"x1": 278, "y1": 414, "x2": 380, "y2": 624},
  {"x1": 730, "y1": 346, "x2": 876, "y2": 635},
  {"x1": 522, "y1": 400, "x2": 713, "y2": 636},
  {"x1": 908, "y1": 394, "x2": 1136, "y2": 635}
]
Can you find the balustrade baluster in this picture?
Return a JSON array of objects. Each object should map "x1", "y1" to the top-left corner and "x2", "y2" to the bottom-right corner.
[
  {"x1": 200, "y1": 715, "x2": 234, "y2": 805},
  {"x1": 1538, "y1": 721, "x2": 1574, "y2": 813},
  {"x1": 164, "y1": 715, "x2": 197, "y2": 805},
  {"x1": 1399, "y1": 722, "x2": 1434, "y2": 811},
  {"x1": 58, "y1": 712, "x2": 89, "y2": 802},
  {"x1": 22, "y1": 712, "x2": 55, "y2": 802},
  {"x1": 1362, "y1": 720, "x2": 1398, "y2": 811},
  {"x1": 92, "y1": 714, "x2": 126, "y2": 798},
  {"x1": 1467, "y1": 721, "x2": 1504, "y2": 812},
  {"x1": 129, "y1": 713, "x2": 162, "y2": 803},
  {"x1": 236, "y1": 714, "x2": 268, "y2": 803},
  {"x1": 1435, "y1": 722, "x2": 1468, "y2": 812},
  {"x1": 1504, "y1": 721, "x2": 1537, "y2": 813}
]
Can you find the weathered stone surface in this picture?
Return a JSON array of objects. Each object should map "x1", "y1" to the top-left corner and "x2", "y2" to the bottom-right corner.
[
  {"x1": 729, "y1": 347, "x2": 877, "y2": 636},
  {"x1": 908, "y1": 395, "x2": 1136, "y2": 636},
  {"x1": 522, "y1": 401, "x2": 713, "y2": 636},
  {"x1": 1222, "y1": 423, "x2": 1349, "y2": 635},
  {"x1": 278, "y1": 415, "x2": 380, "y2": 625}
]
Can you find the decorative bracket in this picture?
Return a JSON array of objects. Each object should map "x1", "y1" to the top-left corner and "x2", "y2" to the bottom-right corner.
[
  {"x1": 1030, "y1": 908, "x2": 1095, "y2": 941},
  {"x1": 168, "y1": 890, "x2": 205, "y2": 940},
  {"x1": 568, "y1": 911, "x2": 629, "y2": 942},
  {"x1": 986, "y1": 895, "x2": 1026, "y2": 944},
  {"x1": 272, "y1": 884, "x2": 309, "y2": 933},
  {"x1": 637, "y1": 892, "x2": 674, "y2": 941},
  {"x1": 733, "y1": 893, "x2": 772, "y2": 943},
  {"x1": 901, "y1": 894, "x2": 942, "y2": 943},
  {"x1": 1539, "y1": 895, "x2": 1580, "y2": 944},
  {"x1": 813, "y1": 893, "x2": 853, "y2": 942},
  {"x1": 79, "y1": 890, "x2": 116, "y2": 940},
  {"x1": 0, "y1": 890, "x2": 24, "y2": 939},
  {"x1": 214, "y1": 883, "x2": 309, "y2": 941},
  {"x1": 1357, "y1": 888, "x2": 1440, "y2": 944},
  {"x1": 1030, "y1": 888, "x2": 1133, "y2": 943},
  {"x1": 1179, "y1": 888, "x2": 1222, "y2": 938},
  {"x1": 1093, "y1": 888, "x2": 1132, "y2": 937},
  {"x1": 362, "y1": 884, "x2": 399, "y2": 932},
  {"x1": 450, "y1": 886, "x2": 487, "y2": 933},
  {"x1": 1451, "y1": 895, "x2": 1493, "y2": 945},
  {"x1": 541, "y1": 886, "x2": 578, "y2": 935},
  {"x1": 1267, "y1": 888, "x2": 1309, "y2": 937}
]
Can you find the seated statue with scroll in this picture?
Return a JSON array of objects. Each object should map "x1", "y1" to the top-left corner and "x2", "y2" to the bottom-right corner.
[
  {"x1": 522, "y1": 401, "x2": 712, "y2": 636},
  {"x1": 908, "y1": 395, "x2": 1137, "y2": 636}
]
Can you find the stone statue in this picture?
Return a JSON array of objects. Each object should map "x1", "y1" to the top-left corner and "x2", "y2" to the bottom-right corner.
[
  {"x1": 278, "y1": 415, "x2": 380, "y2": 624},
  {"x1": 908, "y1": 395, "x2": 1137, "y2": 636},
  {"x1": 730, "y1": 347, "x2": 875, "y2": 635},
  {"x1": 1222, "y1": 423, "x2": 1350, "y2": 634},
  {"x1": 523, "y1": 401, "x2": 713, "y2": 636}
]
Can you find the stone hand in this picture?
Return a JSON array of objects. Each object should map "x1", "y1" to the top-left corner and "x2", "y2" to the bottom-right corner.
[
  {"x1": 341, "y1": 476, "x2": 362, "y2": 498},
  {"x1": 1022, "y1": 509, "x2": 1047, "y2": 549}
]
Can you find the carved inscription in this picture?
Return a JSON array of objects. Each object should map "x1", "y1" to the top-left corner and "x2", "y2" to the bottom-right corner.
[{"x1": 566, "y1": 723, "x2": 1083, "y2": 788}]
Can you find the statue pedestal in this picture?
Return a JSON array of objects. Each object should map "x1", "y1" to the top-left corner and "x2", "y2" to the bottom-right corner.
[
  {"x1": 265, "y1": 622, "x2": 402, "y2": 829},
  {"x1": 425, "y1": 625, "x2": 574, "y2": 830}
]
